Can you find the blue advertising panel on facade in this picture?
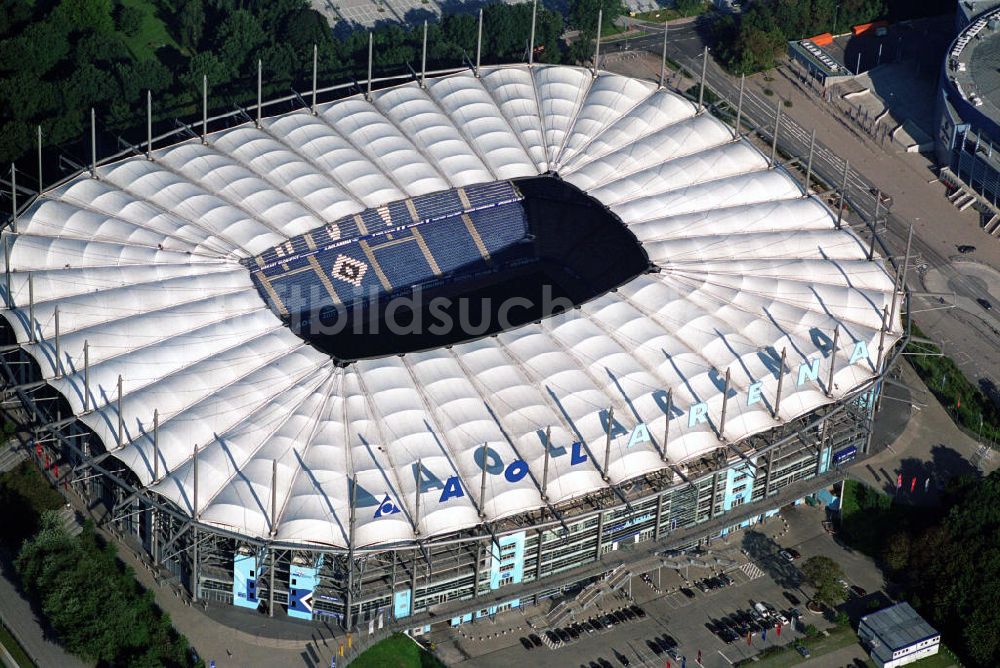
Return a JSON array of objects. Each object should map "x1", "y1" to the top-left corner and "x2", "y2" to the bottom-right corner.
[
  {"x1": 232, "y1": 551, "x2": 259, "y2": 610},
  {"x1": 288, "y1": 560, "x2": 321, "y2": 620},
  {"x1": 393, "y1": 589, "x2": 412, "y2": 620}
]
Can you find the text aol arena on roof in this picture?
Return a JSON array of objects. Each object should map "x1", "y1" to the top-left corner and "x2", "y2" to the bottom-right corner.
[{"x1": 357, "y1": 331, "x2": 877, "y2": 518}]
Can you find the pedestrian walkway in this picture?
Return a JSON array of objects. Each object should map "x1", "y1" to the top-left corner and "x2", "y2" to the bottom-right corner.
[{"x1": 739, "y1": 561, "x2": 765, "y2": 581}]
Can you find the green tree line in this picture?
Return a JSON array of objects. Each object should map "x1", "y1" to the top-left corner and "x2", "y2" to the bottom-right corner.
[
  {"x1": 16, "y1": 513, "x2": 196, "y2": 666},
  {"x1": 0, "y1": 0, "x2": 568, "y2": 176},
  {"x1": 841, "y1": 475, "x2": 1000, "y2": 667}
]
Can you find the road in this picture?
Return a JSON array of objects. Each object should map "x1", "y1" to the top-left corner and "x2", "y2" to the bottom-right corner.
[{"x1": 609, "y1": 18, "x2": 1000, "y2": 406}]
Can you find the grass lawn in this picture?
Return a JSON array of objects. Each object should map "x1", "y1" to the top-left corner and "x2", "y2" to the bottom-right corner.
[
  {"x1": 0, "y1": 621, "x2": 35, "y2": 668},
  {"x1": 118, "y1": 0, "x2": 180, "y2": 61},
  {"x1": 351, "y1": 633, "x2": 442, "y2": 668},
  {"x1": 744, "y1": 626, "x2": 859, "y2": 668}
]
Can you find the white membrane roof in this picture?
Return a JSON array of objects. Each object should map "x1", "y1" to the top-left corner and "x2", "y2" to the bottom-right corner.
[{"x1": 2, "y1": 65, "x2": 901, "y2": 548}]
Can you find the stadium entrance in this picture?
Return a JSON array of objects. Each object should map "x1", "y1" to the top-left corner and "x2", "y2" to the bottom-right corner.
[{"x1": 245, "y1": 175, "x2": 650, "y2": 361}]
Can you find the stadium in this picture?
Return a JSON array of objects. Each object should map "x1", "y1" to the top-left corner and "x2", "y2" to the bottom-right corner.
[
  {"x1": 937, "y1": 1, "x2": 1000, "y2": 211},
  {"x1": 1, "y1": 62, "x2": 903, "y2": 633}
]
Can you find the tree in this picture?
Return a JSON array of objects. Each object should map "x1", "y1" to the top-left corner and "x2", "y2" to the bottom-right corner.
[
  {"x1": 569, "y1": 0, "x2": 625, "y2": 34},
  {"x1": 177, "y1": 0, "x2": 206, "y2": 52},
  {"x1": 882, "y1": 531, "x2": 911, "y2": 573},
  {"x1": 116, "y1": 5, "x2": 145, "y2": 38},
  {"x1": 801, "y1": 555, "x2": 847, "y2": 608}
]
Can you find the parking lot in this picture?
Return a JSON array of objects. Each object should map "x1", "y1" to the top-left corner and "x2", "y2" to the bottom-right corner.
[{"x1": 433, "y1": 502, "x2": 883, "y2": 668}]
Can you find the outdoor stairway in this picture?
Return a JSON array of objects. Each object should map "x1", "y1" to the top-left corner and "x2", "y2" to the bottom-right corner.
[
  {"x1": 0, "y1": 443, "x2": 27, "y2": 473},
  {"x1": 544, "y1": 564, "x2": 633, "y2": 628}
]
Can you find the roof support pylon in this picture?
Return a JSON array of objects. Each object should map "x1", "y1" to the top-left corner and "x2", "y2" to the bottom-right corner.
[
  {"x1": 836, "y1": 159, "x2": 849, "y2": 229},
  {"x1": 27, "y1": 272, "x2": 34, "y2": 343},
  {"x1": 735, "y1": 74, "x2": 745, "y2": 136},
  {"x1": 3, "y1": 235, "x2": 9, "y2": 309},
  {"x1": 153, "y1": 408, "x2": 159, "y2": 481},
  {"x1": 826, "y1": 326, "x2": 840, "y2": 397},
  {"x1": 420, "y1": 21, "x2": 428, "y2": 88},
  {"x1": 593, "y1": 9, "x2": 602, "y2": 78},
  {"x1": 475, "y1": 9, "x2": 483, "y2": 77},
  {"x1": 312, "y1": 44, "x2": 318, "y2": 115},
  {"x1": 90, "y1": 108, "x2": 97, "y2": 178},
  {"x1": 478, "y1": 442, "x2": 488, "y2": 519},
  {"x1": 201, "y1": 75, "x2": 208, "y2": 144},
  {"x1": 53, "y1": 305, "x2": 61, "y2": 378},
  {"x1": 889, "y1": 224, "x2": 912, "y2": 329},
  {"x1": 83, "y1": 340, "x2": 90, "y2": 411},
  {"x1": 602, "y1": 405, "x2": 613, "y2": 482},
  {"x1": 773, "y1": 347, "x2": 787, "y2": 420},
  {"x1": 10, "y1": 164, "x2": 16, "y2": 231},
  {"x1": 413, "y1": 457, "x2": 422, "y2": 535},
  {"x1": 659, "y1": 21, "x2": 668, "y2": 89},
  {"x1": 698, "y1": 46, "x2": 708, "y2": 110},
  {"x1": 869, "y1": 191, "x2": 881, "y2": 261},
  {"x1": 117, "y1": 373, "x2": 124, "y2": 446},
  {"x1": 540, "y1": 426, "x2": 551, "y2": 501},
  {"x1": 718, "y1": 368, "x2": 731, "y2": 440},
  {"x1": 146, "y1": 90, "x2": 153, "y2": 160},
  {"x1": 366, "y1": 33, "x2": 373, "y2": 102},
  {"x1": 528, "y1": 0, "x2": 537, "y2": 66},
  {"x1": 256, "y1": 59, "x2": 262, "y2": 127},
  {"x1": 37, "y1": 125, "x2": 43, "y2": 193},
  {"x1": 769, "y1": 99, "x2": 781, "y2": 167},
  {"x1": 661, "y1": 390, "x2": 671, "y2": 462},
  {"x1": 804, "y1": 129, "x2": 815, "y2": 194},
  {"x1": 270, "y1": 458, "x2": 278, "y2": 536}
]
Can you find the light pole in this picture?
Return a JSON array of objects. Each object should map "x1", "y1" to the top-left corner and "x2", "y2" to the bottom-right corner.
[{"x1": 833, "y1": 3, "x2": 840, "y2": 34}]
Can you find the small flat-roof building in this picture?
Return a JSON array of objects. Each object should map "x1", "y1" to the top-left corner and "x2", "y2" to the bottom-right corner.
[{"x1": 858, "y1": 602, "x2": 941, "y2": 668}]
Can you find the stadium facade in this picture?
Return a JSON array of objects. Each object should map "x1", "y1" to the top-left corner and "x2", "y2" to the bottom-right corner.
[
  {"x1": 937, "y1": 2, "x2": 1000, "y2": 208},
  {"x1": 1, "y1": 64, "x2": 903, "y2": 632}
]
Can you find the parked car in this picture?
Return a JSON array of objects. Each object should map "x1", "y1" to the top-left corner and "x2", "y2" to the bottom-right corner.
[
  {"x1": 795, "y1": 644, "x2": 811, "y2": 658},
  {"x1": 978, "y1": 297, "x2": 993, "y2": 310},
  {"x1": 783, "y1": 591, "x2": 801, "y2": 606},
  {"x1": 529, "y1": 633, "x2": 543, "y2": 647},
  {"x1": 958, "y1": 244, "x2": 977, "y2": 253},
  {"x1": 680, "y1": 587, "x2": 696, "y2": 599},
  {"x1": 647, "y1": 639, "x2": 665, "y2": 655},
  {"x1": 615, "y1": 651, "x2": 631, "y2": 666},
  {"x1": 629, "y1": 604, "x2": 647, "y2": 618},
  {"x1": 520, "y1": 637, "x2": 534, "y2": 650},
  {"x1": 621, "y1": 608, "x2": 636, "y2": 621},
  {"x1": 667, "y1": 647, "x2": 683, "y2": 661},
  {"x1": 545, "y1": 630, "x2": 559, "y2": 644},
  {"x1": 719, "y1": 573, "x2": 735, "y2": 586},
  {"x1": 659, "y1": 635, "x2": 678, "y2": 649},
  {"x1": 557, "y1": 628, "x2": 571, "y2": 643},
  {"x1": 695, "y1": 580, "x2": 710, "y2": 593},
  {"x1": 851, "y1": 585, "x2": 868, "y2": 598}
]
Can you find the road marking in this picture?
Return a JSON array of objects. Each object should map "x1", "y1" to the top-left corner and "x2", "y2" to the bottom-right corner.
[{"x1": 717, "y1": 649, "x2": 734, "y2": 665}]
